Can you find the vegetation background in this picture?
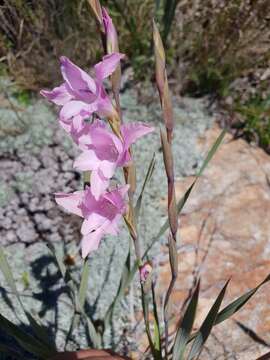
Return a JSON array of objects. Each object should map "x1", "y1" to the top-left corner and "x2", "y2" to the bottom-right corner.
[{"x1": 0, "y1": 0, "x2": 270, "y2": 149}]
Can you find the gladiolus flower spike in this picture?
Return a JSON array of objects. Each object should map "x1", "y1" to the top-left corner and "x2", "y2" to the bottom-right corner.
[{"x1": 41, "y1": 54, "x2": 154, "y2": 257}]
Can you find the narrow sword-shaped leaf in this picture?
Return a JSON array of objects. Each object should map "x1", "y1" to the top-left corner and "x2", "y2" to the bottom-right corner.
[
  {"x1": 99, "y1": 129, "x2": 227, "y2": 331},
  {"x1": 173, "y1": 280, "x2": 200, "y2": 360},
  {"x1": 0, "y1": 246, "x2": 56, "y2": 351},
  {"x1": 141, "y1": 285, "x2": 156, "y2": 357},
  {"x1": 78, "y1": 258, "x2": 90, "y2": 310},
  {"x1": 0, "y1": 313, "x2": 53, "y2": 358},
  {"x1": 188, "y1": 280, "x2": 229, "y2": 360},
  {"x1": 0, "y1": 343, "x2": 28, "y2": 360},
  {"x1": 46, "y1": 243, "x2": 67, "y2": 280},
  {"x1": 151, "y1": 282, "x2": 162, "y2": 359},
  {"x1": 187, "y1": 273, "x2": 270, "y2": 345},
  {"x1": 47, "y1": 244, "x2": 100, "y2": 348},
  {"x1": 135, "y1": 153, "x2": 156, "y2": 219},
  {"x1": 104, "y1": 247, "x2": 134, "y2": 329},
  {"x1": 162, "y1": 0, "x2": 178, "y2": 43},
  {"x1": 215, "y1": 273, "x2": 270, "y2": 325},
  {"x1": 144, "y1": 128, "x2": 226, "y2": 257}
]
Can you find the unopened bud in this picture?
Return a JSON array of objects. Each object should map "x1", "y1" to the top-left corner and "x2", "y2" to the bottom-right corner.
[{"x1": 139, "y1": 262, "x2": 153, "y2": 283}]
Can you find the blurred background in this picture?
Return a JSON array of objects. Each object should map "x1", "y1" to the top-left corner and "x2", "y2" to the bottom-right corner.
[
  {"x1": 1, "y1": 0, "x2": 270, "y2": 150},
  {"x1": 0, "y1": 1, "x2": 270, "y2": 359}
]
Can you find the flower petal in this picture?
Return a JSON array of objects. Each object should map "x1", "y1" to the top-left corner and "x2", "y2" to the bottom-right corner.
[
  {"x1": 99, "y1": 160, "x2": 116, "y2": 179},
  {"x1": 60, "y1": 100, "x2": 97, "y2": 122},
  {"x1": 60, "y1": 56, "x2": 96, "y2": 94},
  {"x1": 94, "y1": 53, "x2": 124, "y2": 80},
  {"x1": 117, "y1": 184, "x2": 130, "y2": 198},
  {"x1": 40, "y1": 83, "x2": 73, "y2": 105},
  {"x1": 73, "y1": 150, "x2": 99, "y2": 171},
  {"x1": 121, "y1": 122, "x2": 155, "y2": 149},
  {"x1": 55, "y1": 191, "x2": 84, "y2": 217},
  {"x1": 81, "y1": 223, "x2": 108, "y2": 258},
  {"x1": 96, "y1": 89, "x2": 115, "y2": 118},
  {"x1": 103, "y1": 185, "x2": 129, "y2": 211},
  {"x1": 91, "y1": 169, "x2": 110, "y2": 200},
  {"x1": 81, "y1": 213, "x2": 106, "y2": 235},
  {"x1": 89, "y1": 126, "x2": 120, "y2": 162}
]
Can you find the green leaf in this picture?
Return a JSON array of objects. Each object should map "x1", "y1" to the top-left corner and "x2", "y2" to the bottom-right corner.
[
  {"x1": 143, "y1": 129, "x2": 226, "y2": 260},
  {"x1": 151, "y1": 283, "x2": 162, "y2": 359},
  {"x1": 101, "y1": 129, "x2": 226, "y2": 342},
  {"x1": 47, "y1": 243, "x2": 77, "y2": 303},
  {"x1": 78, "y1": 258, "x2": 90, "y2": 310},
  {"x1": 0, "y1": 246, "x2": 56, "y2": 351},
  {"x1": 48, "y1": 245, "x2": 100, "y2": 348},
  {"x1": 0, "y1": 313, "x2": 52, "y2": 358},
  {"x1": 162, "y1": 0, "x2": 178, "y2": 43},
  {"x1": 0, "y1": 246, "x2": 17, "y2": 294},
  {"x1": 173, "y1": 280, "x2": 200, "y2": 360},
  {"x1": 104, "y1": 248, "x2": 134, "y2": 329},
  {"x1": 187, "y1": 273, "x2": 270, "y2": 346},
  {"x1": 196, "y1": 129, "x2": 226, "y2": 177},
  {"x1": 141, "y1": 285, "x2": 155, "y2": 354},
  {"x1": 0, "y1": 343, "x2": 28, "y2": 360},
  {"x1": 46, "y1": 243, "x2": 66, "y2": 280},
  {"x1": 215, "y1": 273, "x2": 270, "y2": 325},
  {"x1": 188, "y1": 280, "x2": 229, "y2": 360},
  {"x1": 135, "y1": 153, "x2": 156, "y2": 220}
]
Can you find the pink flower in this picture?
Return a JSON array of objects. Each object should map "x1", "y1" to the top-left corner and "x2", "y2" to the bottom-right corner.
[
  {"x1": 139, "y1": 262, "x2": 152, "y2": 283},
  {"x1": 102, "y1": 7, "x2": 118, "y2": 53},
  {"x1": 73, "y1": 120, "x2": 154, "y2": 199},
  {"x1": 55, "y1": 185, "x2": 129, "y2": 258},
  {"x1": 40, "y1": 53, "x2": 124, "y2": 137}
]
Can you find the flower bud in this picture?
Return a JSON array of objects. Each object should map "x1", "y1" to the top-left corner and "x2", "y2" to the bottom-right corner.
[
  {"x1": 139, "y1": 262, "x2": 153, "y2": 283},
  {"x1": 102, "y1": 7, "x2": 119, "y2": 54}
]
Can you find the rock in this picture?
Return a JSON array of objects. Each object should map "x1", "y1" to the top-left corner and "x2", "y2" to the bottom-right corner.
[{"x1": 155, "y1": 125, "x2": 270, "y2": 359}]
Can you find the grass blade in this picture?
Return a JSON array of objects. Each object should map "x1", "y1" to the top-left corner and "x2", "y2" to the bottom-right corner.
[
  {"x1": 173, "y1": 280, "x2": 200, "y2": 360},
  {"x1": 188, "y1": 280, "x2": 229, "y2": 360},
  {"x1": 0, "y1": 246, "x2": 56, "y2": 351},
  {"x1": 135, "y1": 153, "x2": 156, "y2": 219}
]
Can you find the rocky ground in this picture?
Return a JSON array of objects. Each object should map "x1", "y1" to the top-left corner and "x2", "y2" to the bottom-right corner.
[
  {"x1": 0, "y1": 77, "x2": 269, "y2": 359},
  {"x1": 156, "y1": 126, "x2": 270, "y2": 359}
]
